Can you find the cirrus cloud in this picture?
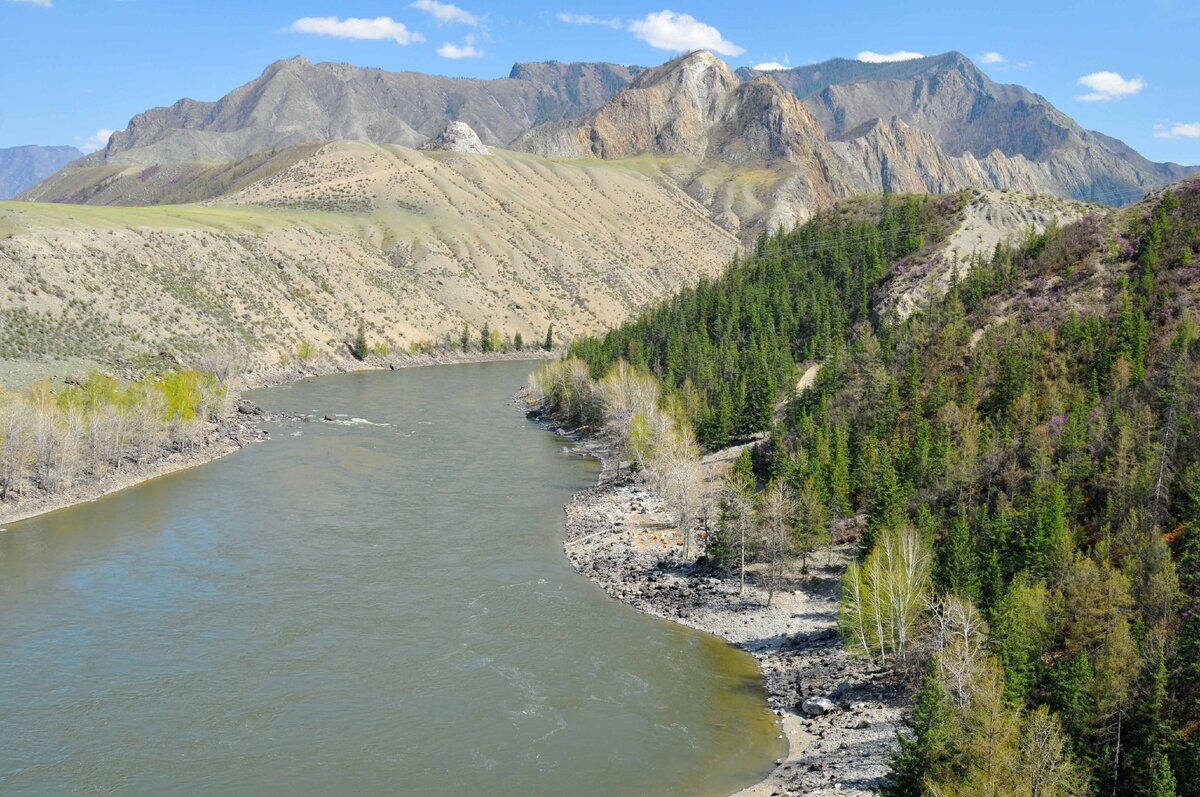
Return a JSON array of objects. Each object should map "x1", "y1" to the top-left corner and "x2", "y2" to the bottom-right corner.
[
  {"x1": 409, "y1": 0, "x2": 479, "y2": 26},
  {"x1": 556, "y1": 12, "x2": 622, "y2": 29},
  {"x1": 287, "y1": 16, "x2": 424, "y2": 45},
  {"x1": 7, "y1": 0, "x2": 53, "y2": 7},
  {"x1": 628, "y1": 10, "x2": 744, "y2": 56},
  {"x1": 857, "y1": 50, "x2": 925, "y2": 63},
  {"x1": 1076, "y1": 71, "x2": 1145, "y2": 102}
]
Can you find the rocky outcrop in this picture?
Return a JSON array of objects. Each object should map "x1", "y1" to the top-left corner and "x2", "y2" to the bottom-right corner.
[{"x1": 420, "y1": 122, "x2": 490, "y2": 155}]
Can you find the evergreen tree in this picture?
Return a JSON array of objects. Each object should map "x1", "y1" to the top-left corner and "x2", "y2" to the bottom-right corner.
[{"x1": 350, "y1": 319, "x2": 368, "y2": 361}]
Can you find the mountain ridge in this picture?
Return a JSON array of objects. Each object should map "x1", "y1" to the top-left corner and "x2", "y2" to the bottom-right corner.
[{"x1": 82, "y1": 56, "x2": 644, "y2": 166}]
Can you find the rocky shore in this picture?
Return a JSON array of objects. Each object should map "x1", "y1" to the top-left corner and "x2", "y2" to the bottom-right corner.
[{"x1": 549, "y1": 425, "x2": 907, "y2": 797}]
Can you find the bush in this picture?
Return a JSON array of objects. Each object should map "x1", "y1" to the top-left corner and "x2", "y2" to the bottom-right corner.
[{"x1": 296, "y1": 340, "x2": 317, "y2": 362}]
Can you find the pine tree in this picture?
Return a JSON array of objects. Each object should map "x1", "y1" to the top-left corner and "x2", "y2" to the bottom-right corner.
[
  {"x1": 939, "y1": 510, "x2": 981, "y2": 603},
  {"x1": 543, "y1": 323, "x2": 554, "y2": 351},
  {"x1": 514, "y1": 331, "x2": 524, "y2": 351},
  {"x1": 460, "y1": 323, "x2": 471, "y2": 352}
]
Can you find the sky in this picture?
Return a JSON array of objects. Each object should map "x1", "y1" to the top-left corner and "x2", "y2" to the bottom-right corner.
[{"x1": 1, "y1": 0, "x2": 1197, "y2": 164}]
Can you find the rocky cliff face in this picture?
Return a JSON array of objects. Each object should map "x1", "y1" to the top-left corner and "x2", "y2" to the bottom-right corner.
[
  {"x1": 0, "y1": 145, "x2": 82, "y2": 198},
  {"x1": 86, "y1": 57, "x2": 642, "y2": 166}
]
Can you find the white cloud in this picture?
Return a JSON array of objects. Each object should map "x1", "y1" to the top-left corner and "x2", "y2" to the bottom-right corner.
[
  {"x1": 752, "y1": 62, "x2": 790, "y2": 72},
  {"x1": 76, "y1": 128, "x2": 116, "y2": 153},
  {"x1": 978, "y1": 51, "x2": 1005, "y2": 65},
  {"x1": 1154, "y1": 121, "x2": 1200, "y2": 139},
  {"x1": 628, "y1": 10, "x2": 744, "y2": 57},
  {"x1": 556, "y1": 12, "x2": 622, "y2": 29},
  {"x1": 6, "y1": 0, "x2": 53, "y2": 7},
  {"x1": 1076, "y1": 71, "x2": 1145, "y2": 102},
  {"x1": 286, "y1": 16, "x2": 424, "y2": 45},
  {"x1": 437, "y1": 34, "x2": 483, "y2": 59},
  {"x1": 857, "y1": 50, "x2": 925, "y2": 63},
  {"x1": 409, "y1": 0, "x2": 479, "y2": 26}
]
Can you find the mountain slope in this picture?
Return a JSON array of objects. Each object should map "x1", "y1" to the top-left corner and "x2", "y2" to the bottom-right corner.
[
  {"x1": 0, "y1": 145, "x2": 82, "y2": 198},
  {"x1": 0, "y1": 142, "x2": 737, "y2": 367},
  {"x1": 80, "y1": 57, "x2": 642, "y2": 166}
]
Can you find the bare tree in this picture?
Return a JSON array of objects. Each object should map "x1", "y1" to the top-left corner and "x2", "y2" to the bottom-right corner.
[
  {"x1": 757, "y1": 480, "x2": 795, "y2": 606},
  {"x1": 841, "y1": 524, "x2": 932, "y2": 670},
  {"x1": 927, "y1": 593, "x2": 989, "y2": 709},
  {"x1": 648, "y1": 428, "x2": 704, "y2": 560},
  {"x1": 719, "y1": 475, "x2": 756, "y2": 594},
  {"x1": 0, "y1": 402, "x2": 33, "y2": 500}
]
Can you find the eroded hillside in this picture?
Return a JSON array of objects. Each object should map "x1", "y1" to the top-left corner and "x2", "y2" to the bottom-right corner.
[{"x1": 0, "y1": 142, "x2": 738, "y2": 370}]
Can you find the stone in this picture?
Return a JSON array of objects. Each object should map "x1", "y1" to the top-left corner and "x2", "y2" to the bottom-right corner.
[{"x1": 802, "y1": 696, "x2": 837, "y2": 716}]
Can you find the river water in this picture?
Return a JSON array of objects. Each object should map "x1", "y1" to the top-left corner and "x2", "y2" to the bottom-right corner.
[{"x1": 0, "y1": 361, "x2": 783, "y2": 796}]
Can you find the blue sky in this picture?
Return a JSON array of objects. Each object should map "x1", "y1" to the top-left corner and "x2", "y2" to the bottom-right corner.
[{"x1": 1, "y1": 0, "x2": 1197, "y2": 164}]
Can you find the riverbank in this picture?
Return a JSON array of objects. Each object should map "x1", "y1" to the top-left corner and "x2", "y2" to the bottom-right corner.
[
  {"x1": 0, "y1": 350, "x2": 552, "y2": 527},
  {"x1": 540, "y1": 416, "x2": 906, "y2": 797}
]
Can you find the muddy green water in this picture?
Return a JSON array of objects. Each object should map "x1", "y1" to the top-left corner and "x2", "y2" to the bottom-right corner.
[{"x1": 0, "y1": 361, "x2": 783, "y2": 796}]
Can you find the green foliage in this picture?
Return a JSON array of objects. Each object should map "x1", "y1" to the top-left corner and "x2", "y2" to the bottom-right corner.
[
  {"x1": 514, "y1": 331, "x2": 524, "y2": 351},
  {"x1": 296, "y1": 340, "x2": 318, "y2": 362},
  {"x1": 350, "y1": 319, "x2": 368, "y2": 361}
]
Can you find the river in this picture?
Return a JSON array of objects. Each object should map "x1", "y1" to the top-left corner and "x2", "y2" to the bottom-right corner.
[{"x1": 0, "y1": 361, "x2": 783, "y2": 796}]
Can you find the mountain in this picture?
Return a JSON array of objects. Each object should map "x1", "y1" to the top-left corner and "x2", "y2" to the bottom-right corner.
[
  {"x1": 79, "y1": 56, "x2": 643, "y2": 166},
  {"x1": 0, "y1": 141, "x2": 737, "y2": 368},
  {"x1": 25, "y1": 51, "x2": 1192, "y2": 240},
  {"x1": 516, "y1": 51, "x2": 1194, "y2": 234},
  {"x1": 0, "y1": 145, "x2": 82, "y2": 198},
  {"x1": 738, "y1": 52, "x2": 1194, "y2": 204}
]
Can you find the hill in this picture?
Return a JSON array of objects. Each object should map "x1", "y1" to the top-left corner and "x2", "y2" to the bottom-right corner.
[
  {"x1": 0, "y1": 142, "x2": 737, "y2": 371},
  {"x1": 564, "y1": 178, "x2": 1200, "y2": 795}
]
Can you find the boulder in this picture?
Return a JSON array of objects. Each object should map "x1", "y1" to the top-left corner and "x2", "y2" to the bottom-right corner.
[{"x1": 801, "y1": 696, "x2": 837, "y2": 716}]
